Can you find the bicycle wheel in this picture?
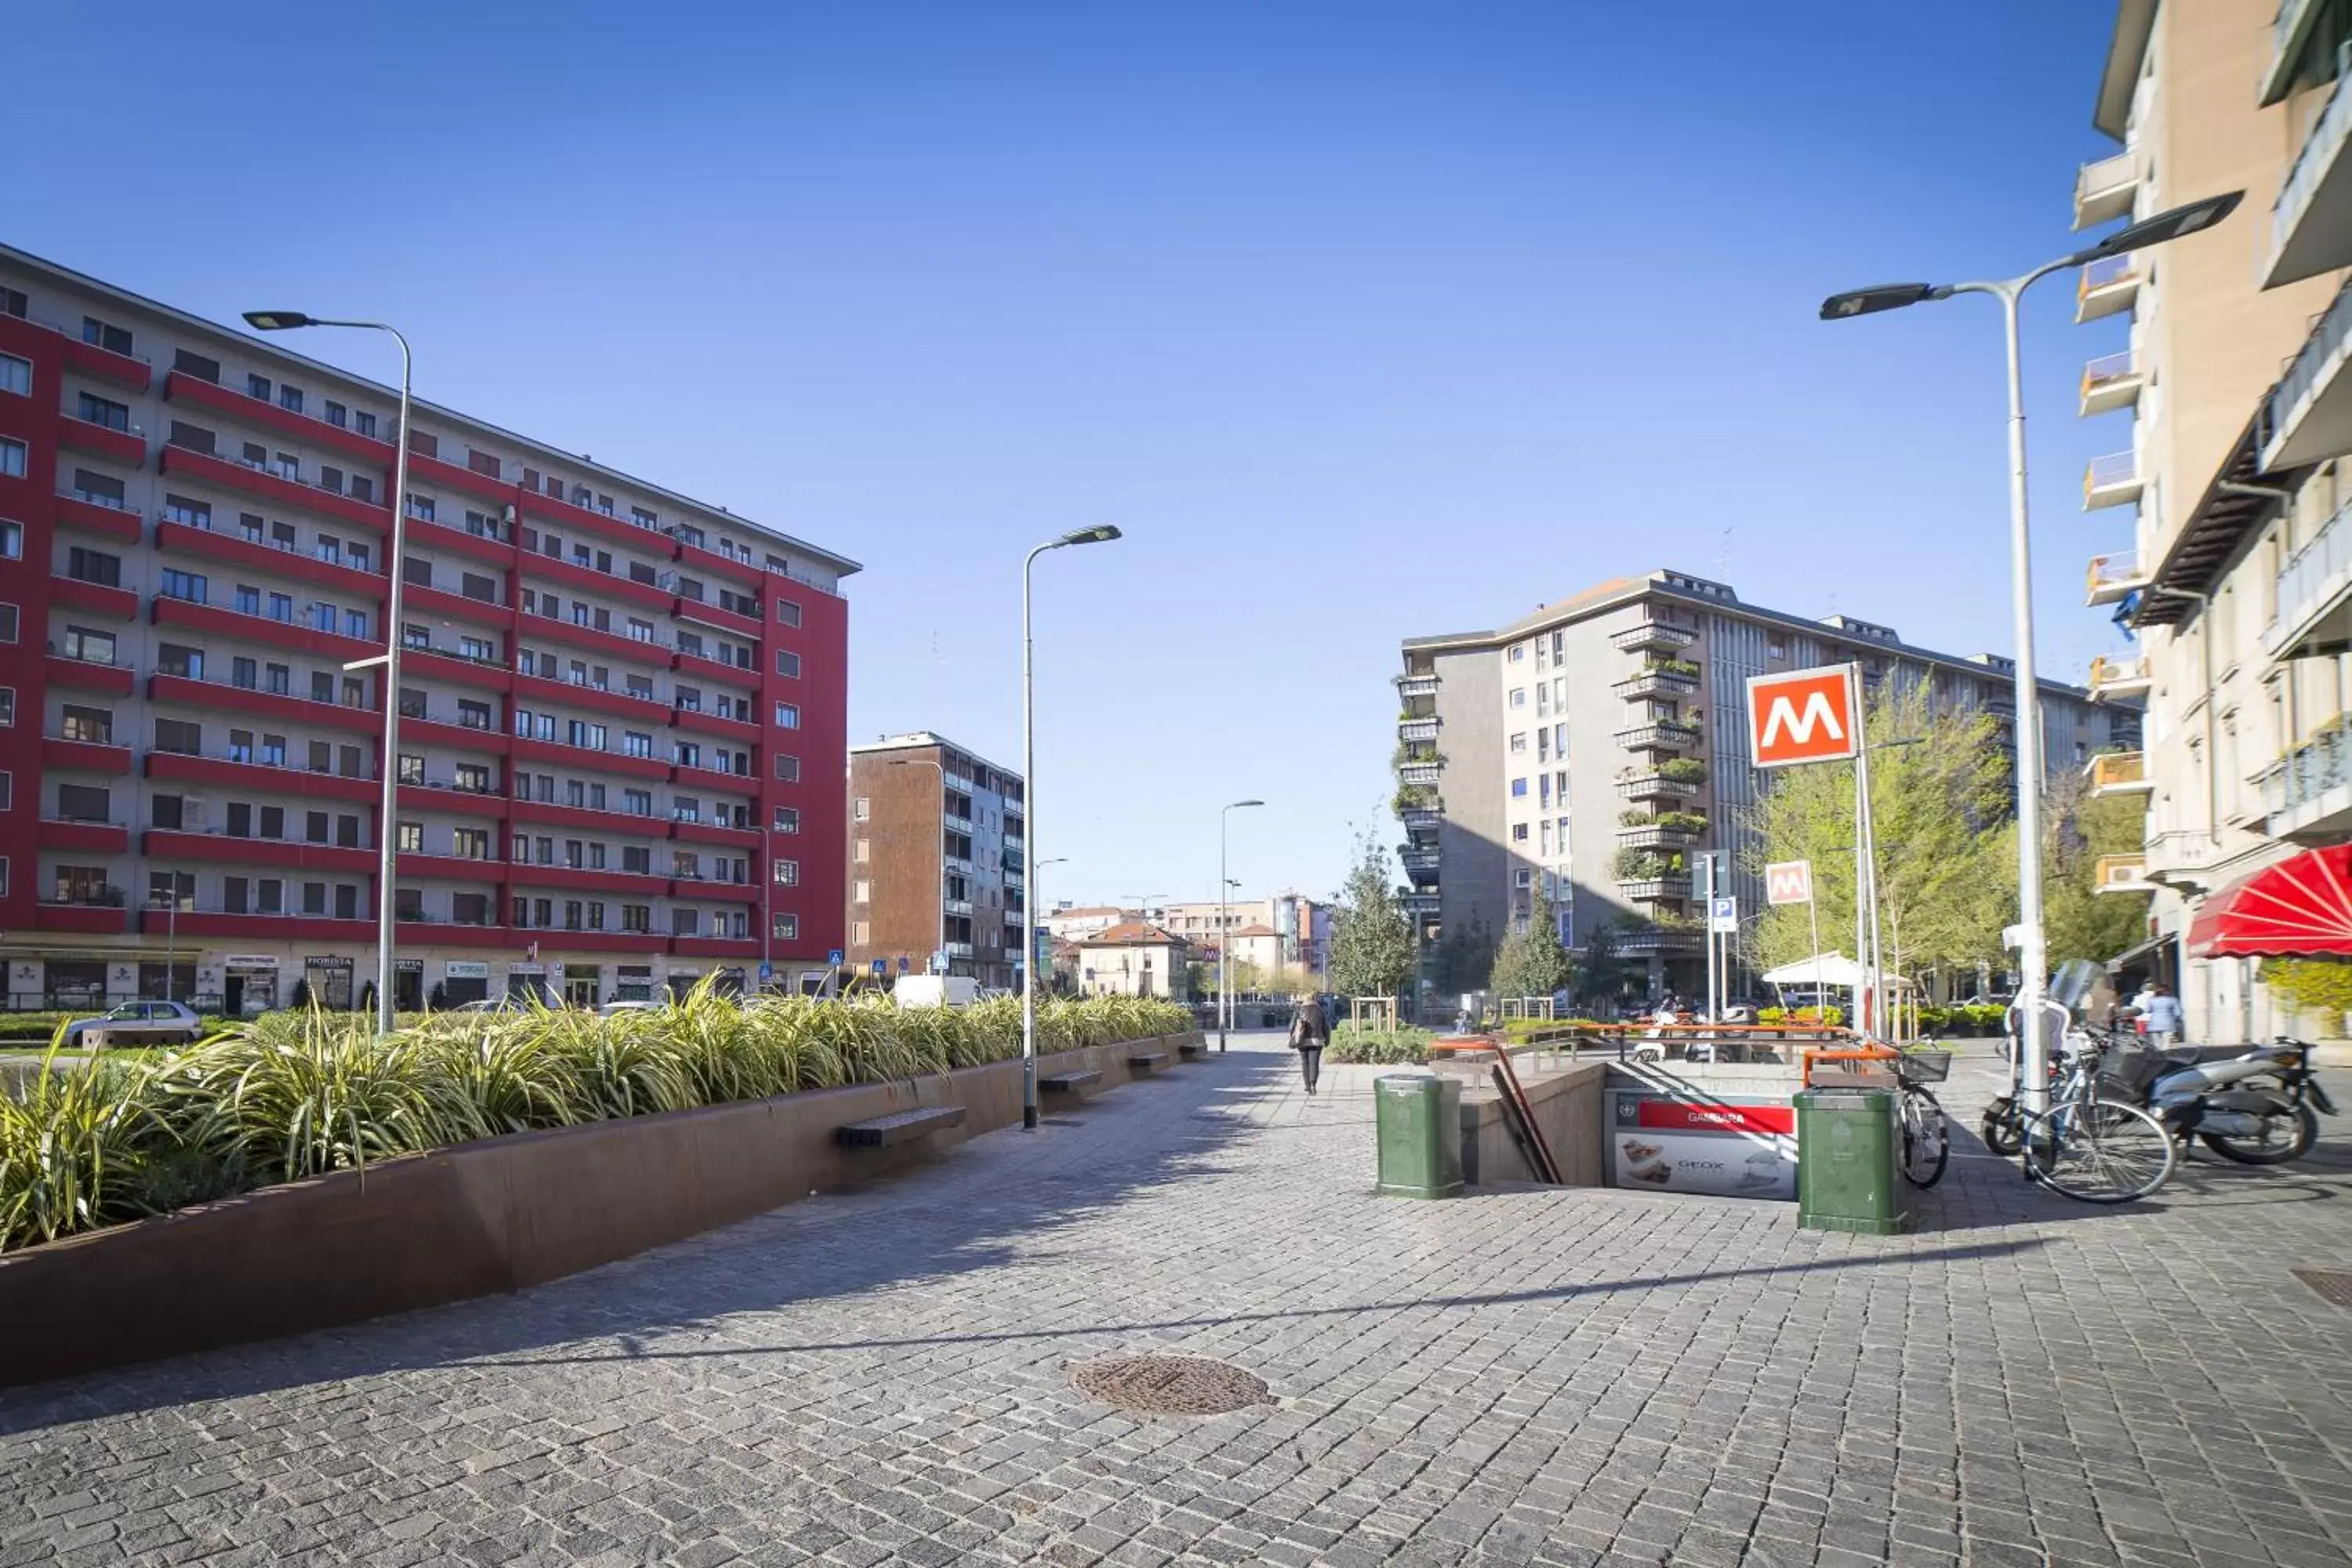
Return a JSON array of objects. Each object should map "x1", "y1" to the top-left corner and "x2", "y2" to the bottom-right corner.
[
  {"x1": 1898, "y1": 1083, "x2": 1949, "y2": 1189},
  {"x1": 1980, "y1": 1096, "x2": 2022, "y2": 1158},
  {"x1": 2021, "y1": 1098, "x2": 2176, "y2": 1203}
]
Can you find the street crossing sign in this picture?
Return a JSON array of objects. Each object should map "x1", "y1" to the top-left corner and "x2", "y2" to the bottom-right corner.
[
  {"x1": 1746, "y1": 666, "x2": 1859, "y2": 768},
  {"x1": 1765, "y1": 861, "x2": 1813, "y2": 906},
  {"x1": 826, "y1": 948, "x2": 844, "y2": 966}
]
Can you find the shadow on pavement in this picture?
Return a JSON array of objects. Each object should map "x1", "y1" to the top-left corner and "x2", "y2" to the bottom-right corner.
[{"x1": 0, "y1": 1050, "x2": 1300, "y2": 1433}]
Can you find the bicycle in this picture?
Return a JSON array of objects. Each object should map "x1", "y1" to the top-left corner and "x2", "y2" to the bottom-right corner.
[
  {"x1": 1894, "y1": 1048, "x2": 1951, "y2": 1189},
  {"x1": 1991, "y1": 1020, "x2": 2176, "y2": 1203}
]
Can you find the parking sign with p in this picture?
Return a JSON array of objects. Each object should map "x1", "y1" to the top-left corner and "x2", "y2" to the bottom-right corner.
[{"x1": 1746, "y1": 666, "x2": 1859, "y2": 769}]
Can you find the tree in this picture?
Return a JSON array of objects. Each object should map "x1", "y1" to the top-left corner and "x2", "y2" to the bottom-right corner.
[
  {"x1": 1577, "y1": 919, "x2": 1627, "y2": 1006},
  {"x1": 1743, "y1": 684, "x2": 2013, "y2": 984},
  {"x1": 1430, "y1": 913, "x2": 1496, "y2": 996},
  {"x1": 1491, "y1": 884, "x2": 1575, "y2": 1000},
  {"x1": 2040, "y1": 768, "x2": 2150, "y2": 967},
  {"x1": 1329, "y1": 824, "x2": 1414, "y2": 999}
]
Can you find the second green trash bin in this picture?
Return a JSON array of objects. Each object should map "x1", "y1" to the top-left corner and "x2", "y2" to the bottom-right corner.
[
  {"x1": 1795, "y1": 1087, "x2": 1907, "y2": 1235},
  {"x1": 1375, "y1": 1073, "x2": 1464, "y2": 1199}
]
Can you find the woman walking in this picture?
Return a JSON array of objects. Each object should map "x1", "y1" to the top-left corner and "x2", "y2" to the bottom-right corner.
[{"x1": 1290, "y1": 993, "x2": 1330, "y2": 1097}]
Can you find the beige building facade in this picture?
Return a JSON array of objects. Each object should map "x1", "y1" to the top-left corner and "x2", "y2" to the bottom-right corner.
[
  {"x1": 2083, "y1": 0, "x2": 2352, "y2": 1038},
  {"x1": 1072, "y1": 921, "x2": 1188, "y2": 998}
]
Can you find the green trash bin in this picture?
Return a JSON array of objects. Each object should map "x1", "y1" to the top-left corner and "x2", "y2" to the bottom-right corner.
[
  {"x1": 1375, "y1": 1073, "x2": 1464, "y2": 1199},
  {"x1": 1795, "y1": 1087, "x2": 1907, "y2": 1235}
]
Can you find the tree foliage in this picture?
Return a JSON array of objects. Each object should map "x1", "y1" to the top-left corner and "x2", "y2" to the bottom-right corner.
[
  {"x1": 2040, "y1": 769, "x2": 2151, "y2": 968},
  {"x1": 1329, "y1": 825, "x2": 1414, "y2": 999},
  {"x1": 1491, "y1": 883, "x2": 1575, "y2": 1000},
  {"x1": 1429, "y1": 913, "x2": 1496, "y2": 997},
  {"x1": 1741, "y1": 684, "x2": 2013, "y2": 981}
]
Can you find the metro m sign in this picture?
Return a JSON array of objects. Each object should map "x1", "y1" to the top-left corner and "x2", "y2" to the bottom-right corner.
[
  {"x1": 1765, "y1": 861, "x2": 1813, "y2": 906},
  {"x1": 1746, "y1": 665, "x2": 1859, "y2": 769}
]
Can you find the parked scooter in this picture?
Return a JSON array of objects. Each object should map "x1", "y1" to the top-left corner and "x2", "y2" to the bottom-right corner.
[{"x1": 2102, "y1": 1034, "x2": 2337, "y2": 1164}]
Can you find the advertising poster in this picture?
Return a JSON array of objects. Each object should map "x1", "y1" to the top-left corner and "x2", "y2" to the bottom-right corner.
[{"x1": 1606, "y1": 1090, "x2": 1798, "y2": 1201}]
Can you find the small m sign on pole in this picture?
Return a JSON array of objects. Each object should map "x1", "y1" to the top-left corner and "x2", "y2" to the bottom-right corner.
[
  {"x1": 1765, "y1": 861, "x2": 1813, "y2": 906},
  {"x1": 1746, "y1": 666, "x2": 1860, "y2": 768}
]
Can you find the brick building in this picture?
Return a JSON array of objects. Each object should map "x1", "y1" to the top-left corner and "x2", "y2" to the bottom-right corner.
[
  {"x1": 844, "y1": 733, "x2": 1025, "y2": 990},
  {"x1": 0, "y1": 245, "x2": 855, "y2": 1011}
]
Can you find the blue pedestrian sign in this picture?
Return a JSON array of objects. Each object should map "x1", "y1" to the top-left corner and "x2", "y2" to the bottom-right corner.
[
  {"x1": 826, "y1": 948, "x2": 844, "y2": 966},
  {"x1": 870, "y1": 959, "x2": 887, "y2": 976},
  {"x1": 758, "y1": 963, "x2": 773, "y2": 981}
]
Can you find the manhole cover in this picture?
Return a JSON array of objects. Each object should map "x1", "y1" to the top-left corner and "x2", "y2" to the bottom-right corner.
[
  {"x1": 1069, "y1": 1355, "x2": 1271, "y2": 1414},
  {"x1": 2294, "y1": 1269, "x2": 2352, "y2": 1308}
]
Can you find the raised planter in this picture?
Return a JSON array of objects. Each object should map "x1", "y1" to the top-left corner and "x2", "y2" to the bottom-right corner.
[{"x1": 0, "y1": 1029, "x2": 1202, "y2": 1388}]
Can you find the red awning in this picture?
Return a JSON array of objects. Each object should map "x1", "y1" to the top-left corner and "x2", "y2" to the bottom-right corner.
[{"x1": 2187, "y1": 844, "x2": 2352, "y2": 958}]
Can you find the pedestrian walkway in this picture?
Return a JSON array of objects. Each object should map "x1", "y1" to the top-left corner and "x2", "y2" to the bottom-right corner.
[{"x1": 5, "y1": 1034, "x2": 2352, "y2": 1566}]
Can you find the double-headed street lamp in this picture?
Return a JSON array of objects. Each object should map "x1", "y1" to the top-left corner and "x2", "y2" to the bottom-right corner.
[
  {"x1": 1021, "y1": 526, "x2": 1123, "y2": 1128},
  {"x1": 1218, "y1": 800, "x2": 1263, "y2": 1051},
  {"x1": 1820, "y1": 191, "x2": 2241, "y2": 1115},
  {"x1": 243, "y1": 311, "x2": 414, "y2": 1036}
]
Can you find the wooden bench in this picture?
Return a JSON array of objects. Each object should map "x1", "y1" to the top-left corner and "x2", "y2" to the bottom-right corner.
[
  {"x1": 1040, "y1": 1069, "x2": 1102, "y2": 1095},
  {"x1": 1178, "y1": 1040, "x2": 1207, "y2": 1059},
  {"x1": 1127, "y1": 1051, "x2": 1170, "y2": 1072},
  {"x1": 835, "y1": 1105, "x2": 967, "y2": 1149}
]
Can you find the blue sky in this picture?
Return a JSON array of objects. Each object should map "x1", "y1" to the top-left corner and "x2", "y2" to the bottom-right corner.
[{"x1": 15, "y1": 1, "x2": 2134, "y2": 909}]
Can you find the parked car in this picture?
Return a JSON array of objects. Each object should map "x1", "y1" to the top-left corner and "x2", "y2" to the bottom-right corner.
[
  {"x1": 61, "y1": 1000, "x2": 207, "y2": 1049},
  {"x1": 597, "y1": 1000, "x2": 662, "y2": 1017}
]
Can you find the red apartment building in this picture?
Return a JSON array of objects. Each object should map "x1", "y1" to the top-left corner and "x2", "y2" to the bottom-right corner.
[{"x1": 0, "y1": 245, "x2": 856, "y2": 1012}]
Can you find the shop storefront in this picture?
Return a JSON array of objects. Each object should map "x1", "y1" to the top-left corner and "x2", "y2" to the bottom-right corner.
[
  {"x1": 562, "y1": 965, "x2": 601, "y2": 1007},
  {"x1": 441, "y1": 961, "x2": 489, "y2": 1007},
  {"x1": 506, "y1": 964, "x2": 554, "y2": 1004},
  {"x1": 303, "y1": 955, "x2": 354, "y2": 1011},
  {"x1": 612, "y1": 964, "x2": 655, "y2": 1003},
  {"x1": 222, "y1": 955, "x2": 279, "y2": 1017},
  {"x1": 393, "y1": 960, "x2": 425, "y2": 1014}
]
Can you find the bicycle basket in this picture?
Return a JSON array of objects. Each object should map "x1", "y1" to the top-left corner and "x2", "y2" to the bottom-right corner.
[
  {"x1": 2097, "y1": 1044, "x2": 2168, "y2": 1099},
  {"x1": 1896, "y1": 1049, "x2": 1951, "y2": 1083}
]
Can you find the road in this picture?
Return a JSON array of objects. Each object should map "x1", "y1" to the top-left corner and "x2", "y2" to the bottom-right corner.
[{"x1": 5, "y1": 1033, "x2": 2352, "y2": 1565}]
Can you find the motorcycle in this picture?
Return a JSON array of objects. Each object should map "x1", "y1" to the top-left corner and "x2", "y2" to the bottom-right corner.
[{"x1": 2103, "y1": 1036, "x2": 2336, "y2": 1164}]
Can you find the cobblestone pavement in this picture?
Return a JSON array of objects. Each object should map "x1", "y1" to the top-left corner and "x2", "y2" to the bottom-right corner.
[{"x1": 8, "y1": 1035, "x2": 2352, "y2": 1566}]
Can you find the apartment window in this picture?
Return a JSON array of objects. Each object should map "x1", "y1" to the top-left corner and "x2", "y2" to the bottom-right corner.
[
  {"x1": 396, "y1": 753, "x2": 425, "y2": 785},
  {"x1": 397, "y1": 688, "x2": 428, "y2": 720},
  {"x1": 851, "y1": 920, "x2": 869, "y2": 946},
  {"x1": 1509, "y1": 688, "x2": 1526, "y2": 708},
  {"x1": 775, "y1": 598, "x2": 802, "y2": 628},
  {"x1": 67, "y1": 547, "x2": 120, "y2": 586},
  {"x1": 325, "y1": 399, "x2": 347, "y2": 428},
  {"x1": 456, "y1": 764, "x2": 492, "y2": 793},
  {"x1": 774, "y1": 702, "x2": 800, "y2": 729},
  {"x1": 773, "y1": 859, "x2": 800, "y2": 886},
  {"x1": 340, "y1": 745, "x2": 365, "y2": 778},
  {"x1": 455, "y1": 826, "x2": 491, "y2": 858},
  {"x1": 279, "y1": 385, "x2": 305, "y2": 414},
  {"x1": 82, "y1": 318, "x2": 132, "y2": 356},
  {"x1": 56, "y1": 784, "x2": 111, "y2": 823},
  {"x1": 852, "y1": 796, "x2": 869, "y2": 822},
  {"x1": 355, "y1": 411, "x2": 378, "y2": 438},
  {"x1": 269, "y1": 592, "x2": 294, "y2": 622},
  {"x1": 1509, "y1": 732, "x2": 1526, "y2": 753},
  {"x1": 172, "y1": 352, "x2": 219, "y2": 383},
  {"x1": 775, "y1": 650, "x2": 801, "y2": 679},
  {"x1": 1511, "y1": 778, "x2": 1527, "y2": 797},
  {"x1": 631, "y1": 506, "x2": 659, "y2": 530},
  {"x1": 59, "y1": 706, "x2": 112, "y2": 744},
  {"x1": 773, "y1": 806, "x2": 800, "y2": 833},
  {"x1": 0, "y1": 439, "x2": 24, "y2": 480},
  {"x1": 64, "y1": 627, "x2": 118, "y2": 665},
  {"x1": 0, "y1": 354, "x2": 31, "y2": 397},
  {"x1": 310, "y1": 670, "x2": 335, "y2": 703},
  {"x1": 624, "y1": 788, "x2": 653, "y2": 816},
  {"x1": 246, "y1": 373, "x2": 272, "y2": 401},
  {"x1": 1512, "y1": 823, "x2": 1530, "y2": 842},
  {"x1": 154, "y1": 719, "x2": 201, "y2": 755},
  {"x1": 75, "y1": 392, "x2": 130, "y2": 430},
  {"x1": 622, "y1": 904, "x2": 651, "y2": 933},
  {"x1": 0, "y1": 689, "x2": 13, "y2": 727},
  {"x1": 466, "y1": 449, "x2": 500, "y2": 479},
  {"x1": 459, "y1": 699, "x2": 492, "y2": 730},
  {"x1": 622, "y1": 731, "x2": 652, "y2": 758},
  {"x1": 406, "y1": 494, "x2": 436, "y2": 523},
  {"x1": 1508, "y1": 644, "x2": 1525, "y2": 662},
  {"x1": 159, "y1": 569, "x2": 207, "y2": 604},
  {"x1": 776, "y1": 754, "x2": 801, "y2": 783},
  {"x1": 773, "y1": 914, "x2": 799, "y2": 942}
]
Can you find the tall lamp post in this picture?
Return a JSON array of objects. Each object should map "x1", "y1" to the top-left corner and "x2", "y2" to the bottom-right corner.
[
  {"x1": 1219, "y1": 800, "x2": 1263, "y2": 1051},
  {"x1": 887, "y1": 757, "x2": 949, "y2": 976},
  {"x1": 243, "y1": 310, "x2": 414, "y2": 1036},
  {"x1": 1022, "y1": 526, "x2": 1123, "y2": 1128},
  {"x1": 1820, "y1": 191, "x2": 2241, "y2": 1116}
]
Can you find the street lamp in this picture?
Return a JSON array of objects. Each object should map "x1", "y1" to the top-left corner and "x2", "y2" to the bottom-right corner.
[
  {"x1": 244, "y1": 310, "x2": 416, "y2": 1036},
  {"x1": 887, "y1": 757, "x2": 949, "y2": 976},
  {"x1": 1218, "y1": 800, "x2": 1264, "y2": 1051},
  {"x1": 1022, "y1": 525, "x2": 1123, "y2": 1127},
  {"x1": 1820, "y1": 191, "x2": 2241, "y2": 1118}
]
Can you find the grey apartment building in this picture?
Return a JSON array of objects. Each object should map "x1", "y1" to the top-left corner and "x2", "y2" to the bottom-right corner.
[{"x1": 1395, "y1": 570, "x2": 2143, "y2": 1003}]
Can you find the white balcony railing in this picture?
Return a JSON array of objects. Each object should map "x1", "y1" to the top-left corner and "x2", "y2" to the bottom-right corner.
[{"x1": 2270, "y1": 492, "x2": 2352, "y2": 657}]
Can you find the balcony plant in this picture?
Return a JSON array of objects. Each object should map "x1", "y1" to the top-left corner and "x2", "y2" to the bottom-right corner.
[
  {"x1": 1657, "y1": 758, "x2": 1708, "y2": 784},
  {"x1": 1656, "y1": 811, "x2": 1709, "y2": 835},
  {"x1": 1619, "y1": 808, "x2": 1657, "y2": 827},
  {"x1": 1645, "y1": 656, "x2": 1701, "y2": 679}
]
